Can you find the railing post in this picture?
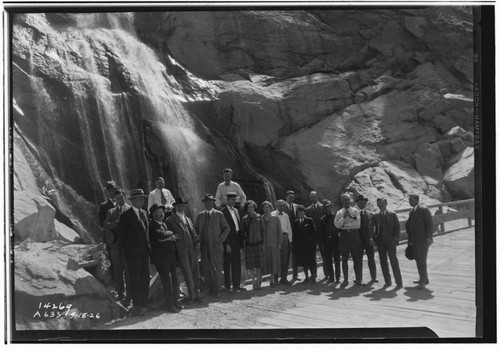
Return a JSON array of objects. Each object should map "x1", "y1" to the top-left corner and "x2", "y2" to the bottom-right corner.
[{"x1": 438, "y1": 206, "x2": 445, "y2": 233}]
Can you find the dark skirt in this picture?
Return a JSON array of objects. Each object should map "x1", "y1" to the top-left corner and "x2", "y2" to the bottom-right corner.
[{"x1": 245, "y1": 244, "x2": 265, "y2": 269}]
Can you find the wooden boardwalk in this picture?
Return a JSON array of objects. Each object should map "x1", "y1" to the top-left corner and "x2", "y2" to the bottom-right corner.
[{"x1": 102, "y1": 225, "x2": 477, "y2": 338}]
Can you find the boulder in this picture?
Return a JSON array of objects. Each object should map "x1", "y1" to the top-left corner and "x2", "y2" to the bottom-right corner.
[
  {"x1": 14, "y1": 240, "x2": 120, "y2": 330},
  {"x1": 444, "y1": 147, "x2": 474, "y2": 199},
  {"x1": 379, "y1": 160, "x2": 428, "y2": 195},
  {"x1": 14, "y1": 190, "x2": 57, "y2": 243},
  {"x1": 414, "y1": 143, "x2": 444, "y2": 186}
]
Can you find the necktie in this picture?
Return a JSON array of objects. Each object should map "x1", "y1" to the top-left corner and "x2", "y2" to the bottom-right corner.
[
  {"x1": 160, "y1": 190, "x2": 167, "y2": 205},
  {"x1": 139, "y1": 210, "x2": 147, "y2": 230},
  {"x1": 118, "y1": 206, "x2": 122, "y2": 215}
]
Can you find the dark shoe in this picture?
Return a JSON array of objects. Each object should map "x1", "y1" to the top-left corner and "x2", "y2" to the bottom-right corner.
[
  {"x1": 383, "y1": 282, "x2": 392, "y2": 288},
  {"x1": 327, "y1": 278, "x2": 335, "y2": 283},
  {"x1": 354, "y1": 281, "x2": 366, "y2": 287},
  {"x1": 319, "y1": 277, "x2": 329, "y2": 283},
  {"x1": 340, "y1": 280, "x2": 348, "y2": 287},
  {"x1": 166, "y1": 306, "x2": 181, "y2": 313},
  {"x1": 310, "y1": 277, "x2": 316, "y2": 284},
  {"x1": 182, "y1": 297, "x2": 194, "y2": 305},
  {"x1": 194, "y1": 296, "x2": 203, "y2": 303},
  {"x1": 270, "y1": 281, "x2": 276, "y2": 288},
  {"x1": 371, "y1": 279, "x2": 379, "y2": 283},
  {"x1": 234, "y1": 286, "x2": 247, "y2": 291},
  {"x1": 222, "y1": 287, "x2": 232, "y2": 293},
  {"x1": 302, "y1": 277, "x2": 310, "y2": 284},
  {"x1": 335, "y1": 279, "x2": 341, "y2": 284},
  {"x1": 417, "y1": 283, "x2": 427, "y2": 289},
  {"x1": 395, "y1": 284, "x2": 403, "y2": 289},
  {"x1": 413, "y1": 280, "x2": 422, "y2": 284},
  {"x1": 292, "y1": 276, "x2": 301, "y2": 281},
  {"x1": 279, "y1": 279, "x2": 290, "y2": 285}
]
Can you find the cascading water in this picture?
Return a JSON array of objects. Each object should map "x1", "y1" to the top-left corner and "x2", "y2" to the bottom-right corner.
[{"x1": 65, "y1": 12, "x2": 211, "y2": 212}]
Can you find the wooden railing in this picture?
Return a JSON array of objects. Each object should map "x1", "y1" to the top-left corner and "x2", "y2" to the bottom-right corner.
[{"x1": 395, "y1": 199, "x2": 475, "y2": 238}]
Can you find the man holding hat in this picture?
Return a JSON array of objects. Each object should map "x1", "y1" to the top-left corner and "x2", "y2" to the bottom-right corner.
[
  {"x1": 221, "y1": 192, "x2": 245, "y2": 292},
  {"x1": 148, "y1": 177, "x2": 175, "y2": 215},
  {"x1": 195, "y1": 194, "x2": 230, "y2": 298},
  {"x1": 116, "y1": 189, "x2": 151, "y2": 316},
  {"x1": 149, "y1": 203, "x2": 181, "y2": 313},
  {"x1": 103, "y1": 188, "x2": 132, "y2": 304},
  {"x1": 356, "y1": 194, "x2": 378, "y2": 283},
  {"x1": 166, "y1": 196, "x2": 201, "y2": 304},
  {"x1": 215, "y1": 168, "x2": 247, "y2": 209}
]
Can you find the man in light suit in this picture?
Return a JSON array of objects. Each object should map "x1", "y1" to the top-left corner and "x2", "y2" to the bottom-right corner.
[
  {"x1": 371, "y1": 198, "x2": 403, "y2": 289},
  {"x1": 116, "y1": 188, "x2": 151, "y2": 316},
  {"x1": 103, "y1": 188, "x2": 132, "y2": 304},
  {"x1": 148, "y1": 176, "x2": 175, "y2": 217},
  {"x1": 283, "y1": 190, "x2": 300, "y2": 281},
  {"x1": 195, "y1": 194, "x2": 230, "y2": 298},
  {"x1": 305, "y1": 191, "x2": 325, "y2": 281},
  {"x1": 406, "y1": 194, "x2": 434, "y2": 289},
  {"x1": 166, "y1": 197, "x2": 201, "y2": 304},
  {"x1": 221, "y1": 192, "x2": 245, "y2": 292}
]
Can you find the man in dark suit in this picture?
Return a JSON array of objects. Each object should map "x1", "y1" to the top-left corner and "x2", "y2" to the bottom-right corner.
[
  {"x1": 195, "y1": 194, "x2": 230, "y2": 298},
  {"x1": 221, "y1": 192, "x2": 245, "y2": 292},
  {"x1": 293, "y1": 206, "x2": 317, "y2": 283},
  {"x1": 356, "y1": 195, "x2": 377, "y2": 283},
  {"x1": 406, "y1": 194, "x2": 434, "y2": 289},
  {"x1": 149, "y1": 204, "x2": 181, "y2": 313},
  {"x1": 371, "y1": 198, "x2": 403, "y2": 289},
  {"x1": 283, "y1": 190, "x2": 300, "y2": 281},
  {"x1": 318, "y1": 200, "x2": 341, "y2": 283},
  {"x1": 103, "y1": 188, "x2": 132, "y2": 304},
  {"x1": 116, "y1": 188, "x2": 151, "y2": 316},
  {"x1": 306, "y1": 191, "x2": 325, "y2": 281},
  {"x1": 166, "y1": 197, "x2": 201, "y2": 304}
]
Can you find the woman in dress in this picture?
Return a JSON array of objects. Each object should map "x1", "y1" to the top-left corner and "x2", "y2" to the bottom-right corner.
[
  {"x1": 240, "y1": 200, "x2": 265, "y2": 290},
  {"x1": 261, "y1": 201, "x2": 282, "y2": 287}
]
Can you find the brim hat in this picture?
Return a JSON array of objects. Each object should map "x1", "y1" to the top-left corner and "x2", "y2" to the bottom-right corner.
[
  {"x1": 129, "y1": 188, "x2": 148, "y2": 199},
  {"x1": 356, "y1": 194, "x2": 369, "y2": 202},
  {"x1": 149, "y1": 204, "x2": 166, "y2": 215},
  {"x1": 202, "y1": 194, "x2": 216, "y2": 202},
  {"x1": 103, "y1": 180, "x2": 118, "y2": 191},
  {"x1": 173, "y1": 196, "x2": 188, "y2": 206}
]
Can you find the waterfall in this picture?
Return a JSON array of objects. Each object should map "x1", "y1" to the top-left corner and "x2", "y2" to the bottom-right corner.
[{"x1": 67, "y1": 13, "x2": 211, "y2": 212}]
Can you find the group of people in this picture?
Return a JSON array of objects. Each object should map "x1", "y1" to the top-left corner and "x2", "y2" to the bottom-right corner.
[{"x1": 99, "y1": 168, "x2": 435, "y2": 317}]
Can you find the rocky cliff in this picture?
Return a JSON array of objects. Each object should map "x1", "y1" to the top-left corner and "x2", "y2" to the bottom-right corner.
[{"x1": 11, "y1": 8, "x2": 474, "y2": 329}]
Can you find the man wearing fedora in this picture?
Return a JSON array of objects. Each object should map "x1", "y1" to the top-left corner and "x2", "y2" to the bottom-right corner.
[
  {"x1": 166, "y1": 196, "x2": 201, "y2": 304},
  {"x1": 215, "y1": 168, "x2": 247, "y2": 209},
  {"x1": 149, "y1": 204, "x2": 181, "y2": 313},
  {"x1": 195, "y1": 194, "x2": 230, "y2": 298},
  {"x1": 356, "y1": 194, "x2": 378, "y2": 283},
  {"x1": 221, "y1": 192, "x2": 245, "y2": 292},
  {"x1": 103, "y1": 188, "x2": 132, "y2": 304},
  {"x1": 371, "y1": 198, "x2": 403, "y2": 289},
  {"x1": 406, "y1": 194, "x2": 434, "y2": 289},
  {"x1": 116, "y1": 189, "x2": 152, "y2": 316},
  {"x1": 148, "y1": 177, "x2": 175, "y2": 217}
]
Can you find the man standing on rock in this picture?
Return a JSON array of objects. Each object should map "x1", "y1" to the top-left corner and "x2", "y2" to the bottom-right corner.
[
  {"x1": 356, "y1": 195, "x2": 378, "y2": 284},
  {"x1": 99, "y1": 180, "x2": 118, "y2": 274},
  {"x1": 221, "y1": 192, "x2": 245, "y2": 292},
  {"x1": 166, "y1": 197, "x2": 201, "y2": 304},
  {"x1": 371, "y1": 198, "x2": 403, "y2": 289},
  {"x1": 103, "y1": 188, "x2": 132, "y2": 304},
  {"x1": 215, "y1": 168, "x2": 247, "y2": 209},
  {"x1": 306, "y1": 191, "x2": 325, "y2": 281},
  {"x1": 195, "y1": 194, "x2": 230, "y2": 298},
  {"x1": 116, "y1": 188, "x2": 151, "y2": 316},
  {"x1": 272, "y1": 199, "x2": 293, "y2": 285},
  {"x1": 283, "y1": 190, "x2": 300, "y2": 281},
  {"x1": 406, "y1": 194, "x2": 434, "y2": 289},
  {"x1": 148, "y1": 177, "x2": 175, "y2": 218},
  {"x1": 334, "y1": 193, "x2": 363, "y2": 287}
]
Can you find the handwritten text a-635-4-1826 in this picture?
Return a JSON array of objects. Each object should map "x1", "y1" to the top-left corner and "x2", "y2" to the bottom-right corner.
[{"x1": 32, "y1": 301, "x2": 100, "y2": 319}]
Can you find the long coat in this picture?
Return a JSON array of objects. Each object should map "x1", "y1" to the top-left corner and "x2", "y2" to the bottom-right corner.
[
  {"x1": 103, "y1": 203, "x2": 131, "y2": 247},
  {"x1": 117, "y1": 207, "x2": 151, "y2": 257},
  {"x1": 149, "y1": 219, "x2": 178, "y2": 266},
  {"x1": 406, "y1": 206, "x2": 434, "y2": 243},
  {"x1": 166, "y1": 213, "x2": 198, "y2": 257},
  {"x1": 195, "y1": 210, "x2": 230, "y2": 257},
  {"x1": 293, "y1": 217, "x2": 317, "y2": 267}
]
